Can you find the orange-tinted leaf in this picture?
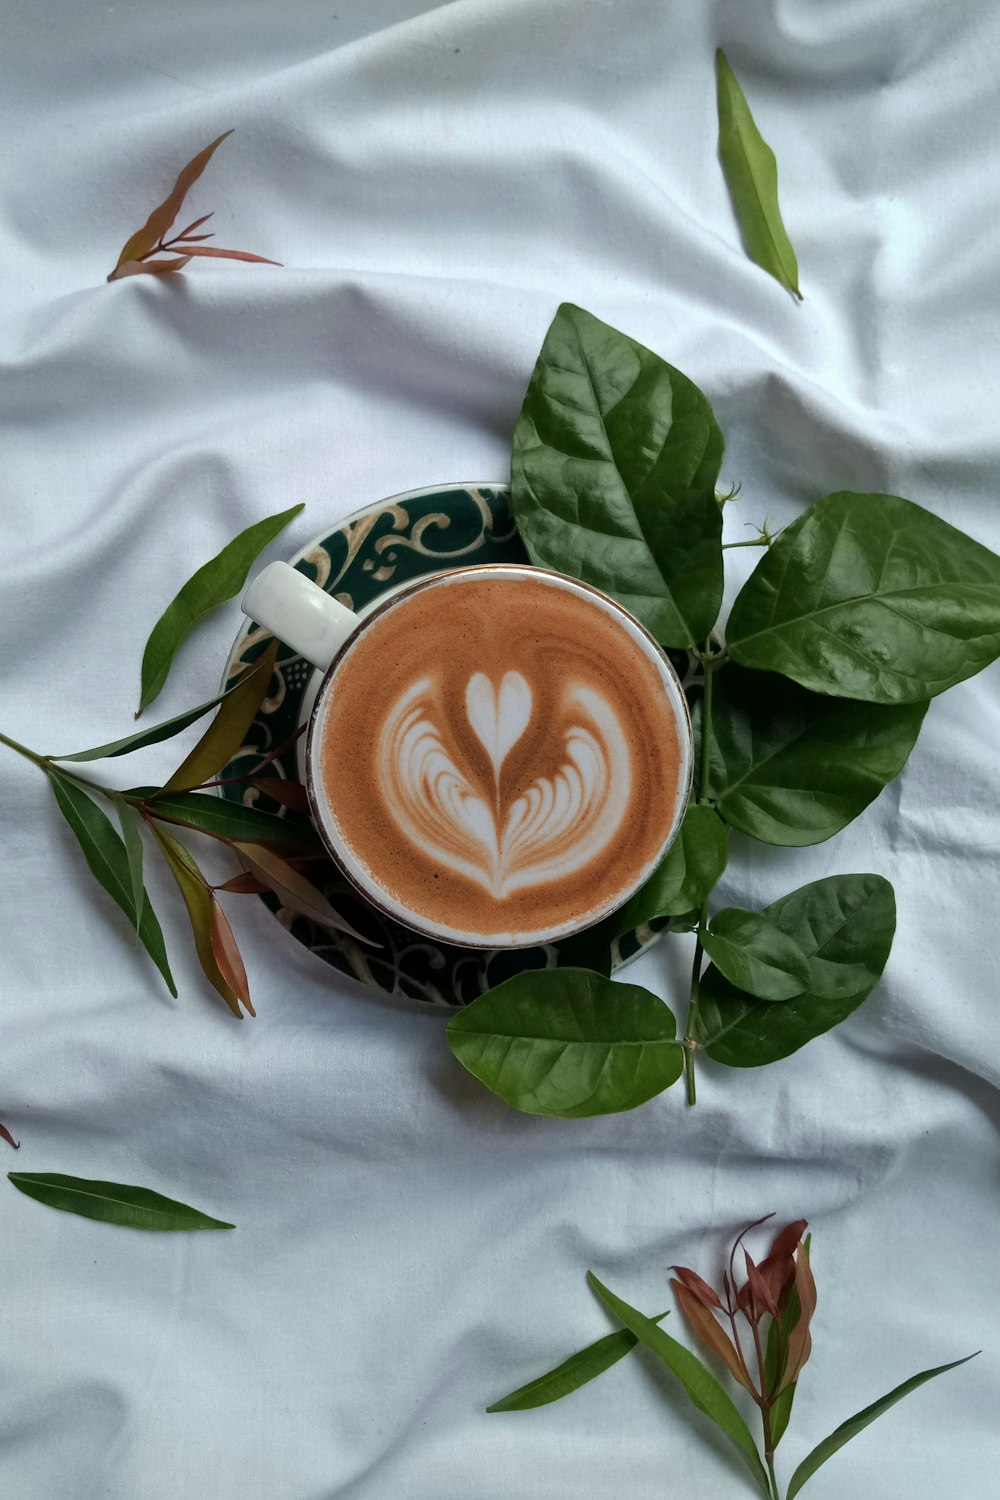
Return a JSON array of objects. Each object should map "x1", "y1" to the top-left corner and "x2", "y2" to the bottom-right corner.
[
  {"x1": 671, "y1": 1280, "x2": 755, "y2": 1394},
  {"x1": 108, "y1": 255, "x2": 193, "y2": 281},
  {"x1": 164, "y1": 642, "x2": 279, "y2": 792},
  {"x1": 0, "y1": 1121, "x2": 20, "y2": 1150},
  {"x1": 210, "y1": 901, "x2": 255, "y2": 1017},
  {"x1": 759, "y1": 1219, "x2": 808, "y2": 1308},
  {"x1": 233, "y1": 842, "x2": 375, "y2": 944},
  {"x1": 175, "y1": 212, "x2": 214, "y2": 239},
  {"x1": 151, "y1": 824, "x2": 246, "y2": 1018},
  {"x1": 670, "y1": 1265, "x2": 723, "y2": 1310},
  {"x1": 745, "y1": 1252, "x2": 780, "y2": 1320},
  {"x1": 779, "y1": 1249, "x2": 817, "y2": 1392},
  {"x1": 175, "y1": 233, "x2": 214, "y2": 244},
  {"x1": 113, "y1": 130, "x2": 233, "y2": 271},
  {"x1": 249, "y1": 777, "x2": 311, "y2": 813},
  {"x1": 215, "y1": 872, "x2": 269, "y2": 895},
  {"x1": 179, "y1": 246, "x2": 281, "y2": 266}
]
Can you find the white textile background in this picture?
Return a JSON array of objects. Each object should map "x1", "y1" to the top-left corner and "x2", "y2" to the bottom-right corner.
[{"x1": 2, "y1": 2, "x2": 999, "y2": 1496}]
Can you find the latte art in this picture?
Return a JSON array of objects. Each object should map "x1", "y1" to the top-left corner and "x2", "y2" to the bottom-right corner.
[
  {"x1": 315, "y1": 568, "x2": 688, "y2": 946},
  {"x1": 378, "y1": 672, "x2": 631, "y2": 898}
]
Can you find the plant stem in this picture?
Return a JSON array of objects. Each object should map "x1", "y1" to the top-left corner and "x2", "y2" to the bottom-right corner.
[
  {"x1": 766, "y1": 1453, "x2": 780, "y2": 1500},
  {"x1": 721, "y1": 537, "x2": 769, "y2": 549},
  {"x1": 0, "y1": 729, "x2": 121, "y2": 799},
  {"x1": 683, "y1": 645, "x2": 718, "y2": 1105},
  {"x1": 0, "y1": 729, "x2": 50, "y2": 770}
]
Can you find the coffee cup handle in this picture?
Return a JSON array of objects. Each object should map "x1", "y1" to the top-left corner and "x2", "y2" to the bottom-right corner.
[{"x1": 241, "y1": 561, "x2": 358, "y2": 672}]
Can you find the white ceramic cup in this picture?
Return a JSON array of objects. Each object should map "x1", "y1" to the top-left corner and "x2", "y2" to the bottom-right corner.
[{"x1": 242, "y1": 561, "x2": 693, "y2": 948}]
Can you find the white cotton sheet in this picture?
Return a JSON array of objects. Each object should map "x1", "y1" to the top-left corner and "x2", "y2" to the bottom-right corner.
[{"x1": 1, "y1": 2, "x2": 998, "y2": 1496}]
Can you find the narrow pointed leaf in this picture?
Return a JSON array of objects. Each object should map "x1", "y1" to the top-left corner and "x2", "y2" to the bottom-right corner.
[
  {"x1": 716, "y1": 50, "x2": 801, "y2": 298},
  {"x1": 765, "y1": 1242, "x2": 809, "y2": 1448},
  {"x1": 152, "y1": 824, "x2": 245, "y2": 1017},
  {"x1": 488, "y1": 1312, "x2": 669, "y2": 1412},
  {"x1": 209, "y1": 901, "x2": 255, "y2": 1018},
  {"x1": 52, "y1": 658, "x2": 273, "y2": 762},
  {"x1": 779, "y1": 1249, "x2": 817, "y2": 1392},
  {"x1": 446, "y1": 969, "x2": 684, "y2": 1118},
  {"x1": 109, "y1": 255, "x2": 193, "y2": 280},
  {"x1": 726, "y1": 492, "x2": 1000, "y2": 703},
  {"x1": 47, "y1": 771, "x2": 176, "y2": 996},
  {"x1": 743, "y1": 1253, "x2": 780, "y2": 1320},
  {"x1": 8, "y1": 1172, "x2": 233, "y2": 1230},
  {"x1": 146, "y1": 790, "x2": 316, "y2": 848},
  {"x1": 232, "y1": 843, "x2": 375, "y2": 944},
  {"x1": 214, "y1": 871, "x2": 269, "y2": 895},
  {"x1": 0, "y1": 1122, "x2": 20, "y2": 1150},
  {"x1": 137, "y1": 502, "x2": 303, "y2": 715},
  {"x1": 786, "y1": 1354, "x2": 979, "y2": 1500},
  {"x1": 112, "y1": 793, "x2": 146, "y2": 932},
  {"x1": 670, "y1": 1265, "x2": 723, "y2": 1311},
  {"x1": 511, "y1": 303, "x2": 725, "y2": 649},
  {"x1": 588, "y1": 1274, "x2": 770, "y2": 1498},
  {"x1": 164, "y1": 641, "x2": 279, "y2": 791},
  {"x1": 112, "y1": 130, "x2": 233, "y2": 272},
  {"x1": 696, "y1": 874, "x2": 895, "y2": 1066},
  {"x1": 702, "y1": 907, "x2": 811, "y2": 1001},
  {"x1": 671, "y1": 1281, "x2": 754, "y2": 1393},
  {"x1": 175, "y1": 245, "x2": 280, "y2": 266}
]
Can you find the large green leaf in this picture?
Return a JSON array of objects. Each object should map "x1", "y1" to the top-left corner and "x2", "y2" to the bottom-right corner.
[
  {"x1": 588, "y1": 1274, "x2": 770, "y2": 1498},
  {"x1": 696, "y1": 874, "x2": 895, "y2": 1066},
  {"x1": 560, "y1": 804, "x2": 727, "y2": 975},
  {"x1": 511, "y1": 304, "x2": 724, "y2": 649},
  {"x1": 8, "y1": 1172, "x2": 233, "y2": 1230},
  {"x1": 716, "y1": 49, "x2": 801, "y2": 299},
  {"x1": 727, "y1": 492, "x2": 1000, "y2": 703},
  {"x1": 786, "y1": 1353, "x2": 978, "y2": 1499},
  {"x1": 47, "y1": 771, "x2": 176, "y2": 996},
  {"x1": 702, "y1": 907, "x2": 811, "y2": 1001},
  {"x1": 137, "y1": 503, "x2": 303, "y2": 714},
  {"x1": 487, "y1": 1313, "x2": 668, "y2": 1412},
  {"x1": 446, "y1": 969, "x2": 683, "y2": 1118},
  {"x1": 708, "y1": 666, "x2": 928, "y2": 846}
]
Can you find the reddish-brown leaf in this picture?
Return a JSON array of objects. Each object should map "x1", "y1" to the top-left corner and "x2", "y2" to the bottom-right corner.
[
  {"x1": 765, "y1": 1220, "x2": 809, "y2": 1264},
  {"x1": 779, "y1": 1249, "x2": 817, "y2": 1392},
  {"x1": 670, "y1": 1264, "x2": 723, "y2": 1310},
  {"x1": 108, "y1": 256, "x2": 193, "y2": 282},
  {"x1": 745, "y1": 1252, "x2": 780, "y2": 1321},
  {"x1": 112, "y1": 130, "x2": 233, "y2": 272},
  {"x1": 757, "y1": 1220, "x2": 808, "y2": 1309},
  {"x1": 249, "y1": 777, "x2": 311, "y2": 813},
  {"x1": 210, "y1": 901, "x2": 255, "y2": 1018},
  {"x1": 175, "y1": 212, "x2": 214, "y2": 239},
  {"x1": 214, "y1": 872, "x2": 270, "y2": 895},
  {"x1": 151, "y1": 823, "x2": 246, "y2": 1018},
  {"x1": 178, "y1": 246, "x2": 281, "y2": 266},
  {"x1": 0, "y1": 1121, "x2": 20, "y2": 1150},
  {"x1": 671, "y1": 1280, "x2": 755, "y2": 1394},
  {"x1": 174, "y1": 233, "x2": 215, "y2": 244},
  {"x1": 233, "y1": 842, "x2": 375, "y2": 943}
]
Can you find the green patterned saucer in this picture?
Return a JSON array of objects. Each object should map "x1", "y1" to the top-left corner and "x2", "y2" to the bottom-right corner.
[{"x1": 220, "y1": 483, "x2": 701, "y2": 1009}]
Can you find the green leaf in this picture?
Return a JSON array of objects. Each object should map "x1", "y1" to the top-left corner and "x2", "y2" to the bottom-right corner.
[
  {"x1": 587, "y1": 1273, "x2": 770, "y2": 1498},
  {"x1": 8, "y1": 1172, "x2": 233, "y2": 1230},
  {"x1": 446, "y1": 969, "x2": 684, "y2": 1118},
  {"x1": 47, "y1": 771, "x2": 176, "y2": 996},
  {"x1": 726, "y1": 492, "x2": 1000, "y2": 703},
  {"x1": 112, "y1": 793, "x2": 146, "y2": 933},
  {"x1": 145, "y1": 790, "x2": 316, "y2": 848},
  {"x1": 786, "y1": 1353, "x2": 979, "y2": 1499},
  {"x1": 487, "y1": 1313, "x2": 668, "y2": 1412},
  {"x1": 137, "y1": 503, "x2": 303, "y2": 714},
  {"x1": 702, "y1": 907, "x2": 811, "y2": 1001},
  {"x1": 511, "y1": 303, "x2": 724, "y2": 649},
  {"x1": 764, "y1": 1235, "x2": 810, "y2": 1448},
  {"x1": 697, "y1": 874, "x2": 895, "y2": 1066},
  {"x1": 708, "y1": 666, "x2": 928, "y2": 846},
  {"x1": 51, "y1": 657, "x2": 273, "y2": 762},
  {"x1": 715, "y1": 49, "x2": 801, "y2": 299},
  {"x1": 151, "y1": 824, "x2": 250, "y2": 1017},
  {"x1": 560, "y1": 804, "x2": 728, "y2": 975},
  {"x1": 164, "y1": 641, "x2": 279, "y2": 791}
]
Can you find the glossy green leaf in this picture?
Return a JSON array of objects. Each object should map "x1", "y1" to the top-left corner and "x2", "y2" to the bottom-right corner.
[
  {"x1": 446, "y1": 969, "x2": 684, "y2": 1118},
  {"x1": 588, "y1": 1274, "x2": 770, "y2": 1498},
  {"x1": 786, "y1": 1353, "x2": 978, "y2": 1499},
  {"x1": 112, "y1": 793, "x2": 146, "y2": 933},
  {"x1": 8, "y1": 1172, "x2": 233, "y2": 1230},
  {"x1": 145, "y1": 790, "x2": 316, "y2": 848},
  {"x1": 560, "y1": 804, "x2": 727, "y2": 975},
  {"x1": 47, "y1": 771, "x2": 176, "y2": 996},
  {"x1": 137, "y1": 503, "x2": 303, "y2": 714},
  {"x1": 727, "y1": 492, "x2": 1000, "y2": 703},
  {"x1": 488, "y1": 1313, "x2": 668, "y2": 1412},
  {"x1": 697, "y1": 874, "x2": 895, "y2": 1066},
  {"x1": 511, "y1": 303, "x2": 724, "y2": 649},
  {"x1": 151, "y1": 824, "x2": 249, "y2": 1017},
  {"x1": 702, "y1": 907, "x2": 811, "y2": 1001},
  {"x1": 708, "y1": 666, "x2": 928, "y2": 845},
  {"x1": 764, "y1": 1235, "x2": 810, "y2": 1448},
  {"x1": 164, "y1": 640, "x2": 279, "y2": 791},
  {"x1": 716, "y1": 49, "x2": 801, "y2": 299},
  {"x1": 51, "y1": 657, "x2": 272, "y2": 762}
]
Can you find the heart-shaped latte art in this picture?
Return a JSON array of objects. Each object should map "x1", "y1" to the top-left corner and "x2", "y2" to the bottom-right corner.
[{"x1": 376, "y1": 672, "x2": 631, "y2": 899}]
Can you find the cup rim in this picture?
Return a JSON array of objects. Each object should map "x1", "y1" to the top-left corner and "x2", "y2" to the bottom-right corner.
[{"x1": 304, "y1": 562, "x2": 694, "y2": 950}]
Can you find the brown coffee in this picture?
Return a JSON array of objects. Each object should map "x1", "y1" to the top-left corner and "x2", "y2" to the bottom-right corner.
[{"x1": 314, "y1": 568, "x2": 687, "y2": 945}]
